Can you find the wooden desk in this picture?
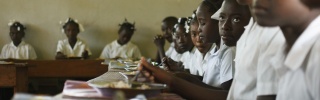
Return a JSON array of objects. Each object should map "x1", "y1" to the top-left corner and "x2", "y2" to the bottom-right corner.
[
  {"x1": 27, "y1": 60, "x2": 108, "y2": 78},
  {"x1": 0, "y1": 63, "x2": 28, "y2": 93},
  {"x1": 0, "y1": 60, "x2": 108, "y2": 93}
]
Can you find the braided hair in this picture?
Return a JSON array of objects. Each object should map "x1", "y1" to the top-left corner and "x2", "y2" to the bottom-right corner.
[
  {"x1": 10, "y1": 22, "x2": 26, "y2": 32},
  {"x1": 62, "y1": 18, "x2": 80, "y2": 32},
  {"x1": 118, "y1": 18, "x2": 135, "y2": 34}
]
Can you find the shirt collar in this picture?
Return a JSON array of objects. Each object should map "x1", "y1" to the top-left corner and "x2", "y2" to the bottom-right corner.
[
  {"x1": 113, "y1": 40, "x2": 131, "y2": 47},
  {"x1": 10, "y1": 40, "x2": 25, "y2": 48},
  {"x1": 285, "y1": 15, "x2": 320, "y2": 70}
]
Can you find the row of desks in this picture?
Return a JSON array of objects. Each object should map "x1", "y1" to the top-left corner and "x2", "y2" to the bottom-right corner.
[{"x1": 0, "y1": 60, "x2": 108, "y2": 93}]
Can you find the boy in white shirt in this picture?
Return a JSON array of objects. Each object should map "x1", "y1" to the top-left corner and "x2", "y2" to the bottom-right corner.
[
  {"x1": 154, "y1": 16, "x2": 178, "y2": 63},
  {"x1": 100, "y1": 19, "x2": 141, "y2": 60},
  {"x1": 253, "y1": 0, "x2": 320, "y2": 99},
  {"x1": 56, "y1": 18, "x2": 91, "y2": 59},
  {"x1": 0, "y1": 21, "x2": 37, "y2": 60},
  {"x1": 203, "y1": 0, "x2": 251, "y2": 90}
]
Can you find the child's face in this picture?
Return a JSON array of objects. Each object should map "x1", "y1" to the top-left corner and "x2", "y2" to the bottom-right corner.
[
  {"x1": 219, "y1": 0, "x2": 251, "y2": 46},
  {"x1": 64, "y1": 23, "x2": 79, "y2": 40},
  {"x1": 9, "y1": 27, "x2": 24, "y2": 43},
  {"x1": 196, "y1": 3, "x2": 220, "y2": 44},
  {"x1": 173, "y1": 26, "x2": 193, "y2": 53},
  {"x1": 161, "y1": 22, "x2": 173, "y2": 42},
  {"x1": 191, "y1": 20, "x2": 213, "y2": 53},
  {"x1": 252, "y1": 0, "x2": 306, "y2": 26},
  {"x1": 118, "y1": 29, "x2": 134, "y2": 45}
]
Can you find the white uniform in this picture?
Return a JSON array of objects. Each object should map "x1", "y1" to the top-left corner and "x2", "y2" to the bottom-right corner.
[
  {"x1": 180, "y1": 47, "x2": 196, "y2": 71},
  {"x1": 0, "y1": 41, "x2": 37, "y2": 60},
  {"x1": 202, "y1": 44, "x2": 235, "y2": 88},
  {"x1": 56, "y1": 38, "x2": 92, "y2": 57},
  {"x1": 169, "y1": 49, "x2": 183, "y2": 62},
  {"x1": 227, "y1": 18, "x2": 284, "y2": 100},
  {"x1": 165, "y1": 43, "x2": 175, "y2": 57},
  {"x1": 192, "y1": 44, "x2": 216, "y2": 76},
  {"x1": 272, "y1": 15, "x2": 320, "y2": 100},
  {"x1": 100, "y1": 40, "x2": 141, "y2": 59}
]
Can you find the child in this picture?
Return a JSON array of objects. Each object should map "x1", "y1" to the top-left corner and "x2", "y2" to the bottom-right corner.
[
  {"x1": 164, "y1": 17, "x2": 195, "y2": 71},
  {"x1": 0, "y1": 21, "x2": 37, "y2": 60},
  {"x1": 253, "y1": 0, "x2": 320, "y2": 99},
  {"x1": 56, "y1": 18, "x2": 91, "y2": 59},
  {"x1": 202, "y1": 0, "x2": 251, "y2": 90},
  {"x1": 100, "y1": 19, "x2": 141, "y2": 60},
  {"x1": 154, "y1": 16, "x2": 178, "y2": 63}
]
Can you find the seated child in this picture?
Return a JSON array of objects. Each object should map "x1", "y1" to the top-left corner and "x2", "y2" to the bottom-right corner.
[
  {"x1": 154, "y1": 16, "x2": 178, "y2": 63},
  {"x1": 56, "y1": 18, "x2": 91, "y2": 59},
  {"x1": 202, "y1": 0, "x2": 251, "y2": 89},
  {"x1": 100, "y1": 19, "x2": 141, "y2": 60},
  {"x1": 164, "y1": 17, "x2": 195, "y2": 71},
  {"x1": 0, "y1": 21, "x2": 37, "y2": 60}
]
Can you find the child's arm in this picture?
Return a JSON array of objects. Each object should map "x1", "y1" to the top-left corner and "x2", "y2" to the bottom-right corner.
[
  {"x1": 82, "y1": 50, "x2": 89, "y2": 59},
  {"x1": 154, "y1": 35, "x2": 166, "y2": 59}
]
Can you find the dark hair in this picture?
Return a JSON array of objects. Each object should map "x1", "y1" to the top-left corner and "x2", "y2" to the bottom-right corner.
[
  {"x1": 10, "y1": 22, "x2": 26, "y2": 31},
  {"x1": 162, "y1": 16, "x2": 178, "y2": 29},
  {"x1": 173, "y1": 17, "x2": 188, "y2": 33},
  {"x1": 202, "y1": 0, "x2": 223, "y2": 13},
  {"x1": 62, "y1": 18, "x2": 80, "y2": 30},
  {"x1": 118, "y1": 19, "x2": 135, "y2": 33}
]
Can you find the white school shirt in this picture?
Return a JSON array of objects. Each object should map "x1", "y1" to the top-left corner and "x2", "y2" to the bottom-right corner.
[
  {"x1": 180, "y1": 47, "x2": 196, "y2": 70},
  {"x1": 202, "y1": 44, "x2": 235, "y2": 88},
  {"x1": 165, "y1": 43, "x2": 175, "y2": 57},
  {"x1": 169, "y1": 49, "x2": 183, "y2": 62},
  {"x1": 0, "y1": 41, "x2": 37, "y2": 60},
  {"x1": 192, "y1": 44, "x2": 216, "y2": 76},
  {"x1": 227, "y1": 18, "x2": 283, "y2": 100},
  {"x1": 100, "y1": 40, "x2": 141, "y2": 59},
  {"x1": 56, "y1": 38, "x2": 92, "y2": 57},
  {"x1": 271, "y1": 15, "x2": 320, "y2": 100}
]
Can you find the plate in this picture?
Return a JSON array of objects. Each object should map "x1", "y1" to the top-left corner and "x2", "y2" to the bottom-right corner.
[
  {"x1": 109, "y1": 61, "x2": 127, "y2": 69},
  {"x1": 124, "y1": 67, "x2": 138, "y2": 71}
]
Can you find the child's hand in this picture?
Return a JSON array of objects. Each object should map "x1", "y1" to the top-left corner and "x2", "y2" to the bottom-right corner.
[
  {"x1": 154, "y1": 35, "x2": 165, "y2": 47},
  {"x1": 139, "y1": 57, "x2": 174, "y2": 85},
  {"x1": 55, "y1": 52, "x2": 67, "y2": 60},
  {"x1": 82, "y1": 50, "x2": 89, "y2": 59},
  {"x1": 162, "y1": 57, "x2": 184, "y2": 72}
]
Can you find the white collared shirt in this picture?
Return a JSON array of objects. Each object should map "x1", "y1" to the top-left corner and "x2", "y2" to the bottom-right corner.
[
  {"x1": 56, "y1": 38, "x2": 92, "y2": 57},
  {"x1": 100, "y1": 40, "x2": 141, "y2": 59},
  {"x1": 192, "y1": 44, "x2": 216, "y2": 76},
  {"x1": 202, "y1": 44, "x2": 236, "y2": 87},
  {"x1": 227, "y1": 18, "x2": 284, "y2": 100},
  {"x1": 169, "y1": 49, "x2": 183, "y2": 62},
  {"x1": 180, "y1": 47, "x2": 196, "y2": 70},
  {"x1": 0, "y1": 41, "x2": 37, "y2": 60},
  {"x1": 273, "y1": 15, "x2": 320, "y2": 100},
  {"x1": 165, "y1": 42, "x2": 175, "y2": 57}
]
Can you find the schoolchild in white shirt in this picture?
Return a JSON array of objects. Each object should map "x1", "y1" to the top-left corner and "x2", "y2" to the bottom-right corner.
[
  {"x1": 154, "y1": 16, "x2": 178, "y2": 63},
  {"x1": 163, "y1": 17, "x2": 194, "y2": 71},
  {"x1": 203, "y1": 0, "x2": 251, "y2": 90},
  {"x1": 56, "y1": 18, "x2": 91, "y2": 59},
  {"x1": 0, "y1": 21, "x2": 37, "y2": 60},
  {"x1": 253, "y1": 0, "x2": 320, "y2": 99},
  {"x1": 100, "y1": 19, "x2": 141, "y2": 60}
]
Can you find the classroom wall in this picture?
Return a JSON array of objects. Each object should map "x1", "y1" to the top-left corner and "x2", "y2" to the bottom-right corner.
[{"x1": 0, "y1": 0, "x2": 201, "y2": 60}]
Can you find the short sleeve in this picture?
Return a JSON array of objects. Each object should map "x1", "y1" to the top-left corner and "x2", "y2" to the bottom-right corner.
[
  {"x1": 28, "y1": 45, "x2": 37, "y2": 60},
  {"x1": 56, "y1": 40, "x2": 64, "y2": 53},
  {"x1": 219, "y1": 48, "x2": 235, "y2": 84},
  {"x1": 99, "y1": 45, "x2": 110, "y2": 59},
  {"x1": 0, "y1": 45, "x2": 7, "y2": 59}
]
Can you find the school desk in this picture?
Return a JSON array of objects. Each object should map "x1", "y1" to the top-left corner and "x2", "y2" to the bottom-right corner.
[{"x1": 0, "y1": 62, "x2": 28, "y2": 93}]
